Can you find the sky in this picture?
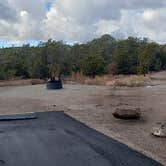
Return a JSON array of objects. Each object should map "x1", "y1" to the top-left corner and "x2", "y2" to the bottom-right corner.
[{"x1": 0, "y1": 0, "x2": 166, "y2": 47}]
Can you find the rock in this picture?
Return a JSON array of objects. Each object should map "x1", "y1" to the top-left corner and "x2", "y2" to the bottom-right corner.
[
  {"x1": 95, "y1": 104, "x2": 103, "y2": 108},
  {"x1": 117, "y1": 102, "x2": 129, "y2": 106},
  {"x1": 113, "y1": 106, "x2": 141, "y2": 120},
  {"x1": 151, "y1": 123, "x2": 166, "y2": 137}
]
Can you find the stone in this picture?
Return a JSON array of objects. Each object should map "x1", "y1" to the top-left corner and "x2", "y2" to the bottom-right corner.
[
  {"x1": 113, "y1": 106, "x2": 141, "y2": 120},
  {"x1": 151, "y1": 123, "x2": 166, "y2": 137},
  {"x1": 95, "y1": 104, "x2": 104, "y2": 108}
]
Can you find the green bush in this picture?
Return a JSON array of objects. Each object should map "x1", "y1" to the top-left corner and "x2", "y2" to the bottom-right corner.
[{"x1": 81, "y1": 55, "x2": 106, "y2": 78}]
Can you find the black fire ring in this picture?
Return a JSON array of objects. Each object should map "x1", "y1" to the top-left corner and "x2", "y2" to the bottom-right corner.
[{"x1": 47, "y1": 79, "x2": 63, "y2": 90}]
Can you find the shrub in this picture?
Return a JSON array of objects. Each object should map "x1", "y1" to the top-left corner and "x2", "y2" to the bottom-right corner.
[{"x1": 81, "y1": 55, "x2": 106, "y2": 78}]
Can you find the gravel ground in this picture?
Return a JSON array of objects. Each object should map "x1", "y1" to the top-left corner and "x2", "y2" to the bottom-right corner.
[{"x1": 0, "y1": 72, "x2": 165, "y2": 165}]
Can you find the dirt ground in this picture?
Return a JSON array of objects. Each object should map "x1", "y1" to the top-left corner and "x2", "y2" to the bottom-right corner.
[{"x1": 0, "y1": 72, "x2": 165, "y2": 165}]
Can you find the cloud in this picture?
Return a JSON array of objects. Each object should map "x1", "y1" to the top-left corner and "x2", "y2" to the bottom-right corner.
[
  {"x1": 42, "y1": 6, "x2": 98, "y2": 42},
  {"x1": 12, "y1": 0, "x2": 46, "y2": 19},
  {"x1": 0, "y1": 0, "x2": 165, "y2": 43},
  {"x1": 96, "y1": 8, "x2": 166, "y2": 43},
  {"x1": 0, "y1": 1, "x2": 17, "y2": 21},
  {"x1": 42, "y1": 0, "x2": 166, "y2": 43}
]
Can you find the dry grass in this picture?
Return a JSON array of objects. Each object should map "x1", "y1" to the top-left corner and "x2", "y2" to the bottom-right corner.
[
  {"x1": 114, "y1": 75, "x2": 151, "y2": 87},
  {"x1": 64, "y1": 73, "x2": 151, "y2": 87},
  {"x1": 64, "y1": 73, "x2": 114, "y2": 86},
  {"x1": 31, "y1": 79, "x2": 46, "y2": 85},
  {"x1": 0, "y1": 79, "x2": 46, "y2": 87}
]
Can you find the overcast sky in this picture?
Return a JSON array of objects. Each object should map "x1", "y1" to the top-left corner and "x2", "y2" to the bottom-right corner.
[{"x1": 0, "y1": 0, "x2": 166, "y2": 46}]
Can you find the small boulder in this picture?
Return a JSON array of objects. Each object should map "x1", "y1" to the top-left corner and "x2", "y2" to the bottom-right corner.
[
  {"x1": 113, "y1": 106, "x2": 141, "y2": 120},
  {"x1": 151, "y1": 123, "x2": 166, "y2": 137}
]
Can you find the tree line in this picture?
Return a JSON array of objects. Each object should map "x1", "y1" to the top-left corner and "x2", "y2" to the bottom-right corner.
[{"x1": 0, "y1": 35, "x2": 166, "y2": 80}]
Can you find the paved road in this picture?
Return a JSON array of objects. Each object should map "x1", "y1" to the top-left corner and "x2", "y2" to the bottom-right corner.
[{"x1": 0, "y1": 112, "x2": 162, "y2": 166}]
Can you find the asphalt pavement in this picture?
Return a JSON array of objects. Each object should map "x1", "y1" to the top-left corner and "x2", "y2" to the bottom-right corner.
[{"x1": 0, "y1": 111, "x2": 163, "y2": 166}]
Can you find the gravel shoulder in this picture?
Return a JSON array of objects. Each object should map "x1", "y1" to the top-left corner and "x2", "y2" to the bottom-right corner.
[{"x1": 0, "y1": 72, "x2": 165, "y2": 165}]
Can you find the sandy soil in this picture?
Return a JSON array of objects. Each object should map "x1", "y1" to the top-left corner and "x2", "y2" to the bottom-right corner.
[{"x1": 0, "y1": 72, "x2": 165, "y2": 165}]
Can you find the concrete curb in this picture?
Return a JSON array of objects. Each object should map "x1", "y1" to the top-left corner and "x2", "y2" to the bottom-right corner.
[{"x1": 0, "y1": 112, "x2": 37, "y2": 121}]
